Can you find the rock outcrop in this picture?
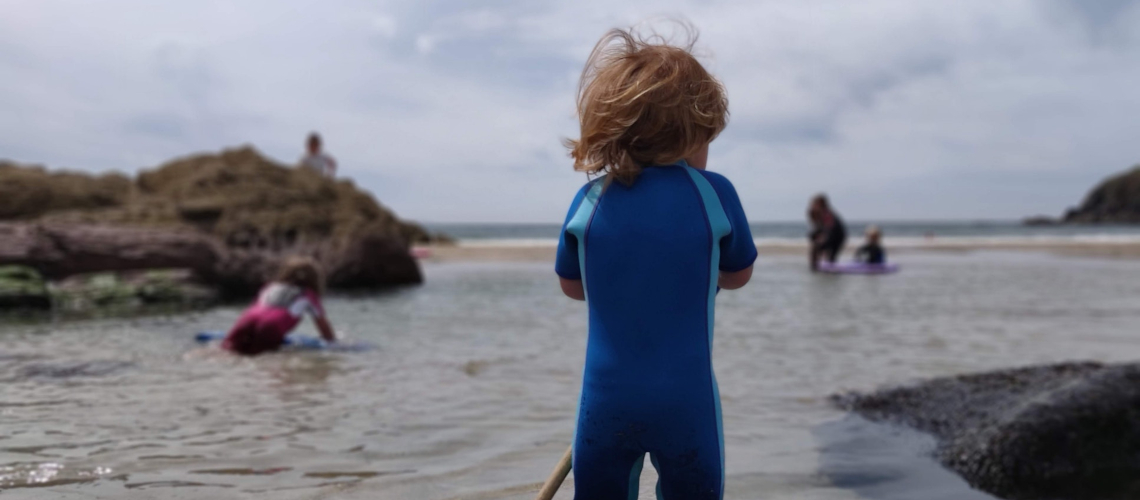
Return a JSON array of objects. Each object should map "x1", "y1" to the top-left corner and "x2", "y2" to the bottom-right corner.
[
  {"x1": 0, "y1": 162, "x2": 130, "y2": 219},
  {"x1": 4, "y1": 146, "x2": 444, "y2": 248},
  {"x1": 0, "y1": 223, "x2": 264, "y2": 295},
  {"x1": 0, "y1": 146, "x2": 433, "y2": 304},
  {"x1": 833, "y1": 362, "x2": 1140, "y2": 500},
  {"x1": 1063, "y1": 165, "x2": 1140, "y2": 223}
]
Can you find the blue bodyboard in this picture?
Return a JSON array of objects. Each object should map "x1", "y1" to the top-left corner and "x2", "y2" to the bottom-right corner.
[{"x1": 194, "y1": 331, "x2": 372, "y2": 352}]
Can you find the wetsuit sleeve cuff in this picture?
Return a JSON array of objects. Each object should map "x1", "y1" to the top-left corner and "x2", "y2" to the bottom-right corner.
[
  {"x1": 555, "y1": 268, "x2": 582, "y2": 280},
  {"x1": 719, "y1": 250, "x2": 758, "y2": 273}
]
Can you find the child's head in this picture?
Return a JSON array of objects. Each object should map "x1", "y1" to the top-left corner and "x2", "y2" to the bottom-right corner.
[
  {"x1": 865, "y1": 225, "x2": 882, "y2": 244},
  {"x1": 307, "y1": 132, "x2": 322, "y2": 154},
  {"x1": 567, "y1": 26, "x2": 728, "y2": 185},
  {"x1": 811, "y1": 193, "x2": 830, "y2": 212},
  {"x1": 276, "y1": 256, "x2": 325, "y2": 295}
]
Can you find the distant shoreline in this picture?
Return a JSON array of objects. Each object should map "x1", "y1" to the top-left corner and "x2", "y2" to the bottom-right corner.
[
  {"x1": 424, "y1": 220, "x2": 1140, "y2": 244},
  {"x1": 420, "y1": 238, "x2": 1140, "y2": 262}
]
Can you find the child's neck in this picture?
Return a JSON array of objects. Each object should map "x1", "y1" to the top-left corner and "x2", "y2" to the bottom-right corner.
[
  {"x1": 684, "y1": 144, "x2": 710, "y2": 169},
  {"x1": 682, "y1": 157, "x2": 707, "y2": 170}
]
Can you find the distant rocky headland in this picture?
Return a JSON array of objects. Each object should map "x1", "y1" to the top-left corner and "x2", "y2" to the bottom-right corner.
[
  {"x1": 0, "y1": 146, "x2": 446, "y2": 314},
  {"x1": 1027, "y1": 164, "x2": 1140, "y2": 225}
]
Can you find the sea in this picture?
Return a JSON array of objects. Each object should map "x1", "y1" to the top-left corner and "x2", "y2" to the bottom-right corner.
[
  {"x1": 3, "y1": 221, "x2": 1140, "y2": 499},
  {"x1": 426, "y1": 220, "x2": 1140, "y2": 247}
]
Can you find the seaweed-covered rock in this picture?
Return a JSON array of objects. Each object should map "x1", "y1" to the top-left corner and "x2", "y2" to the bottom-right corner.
[
  {"x1": 51, "y1": 269, "x2": 218, "y2": 314},
  {"x1": 0, "y1": 265, "x2": 51, "y2": 309},
  {"x1": 833, "y1": 362, "x2": 1140, "y2": 500}
]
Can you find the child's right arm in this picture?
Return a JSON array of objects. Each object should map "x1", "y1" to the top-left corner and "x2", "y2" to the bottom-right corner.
[
  {"x1": 302, "y1": 291, "x2": 336, "y2": 342},
  {"x1": 555, "y1": 183, "x2": 594, "y2": 301}
]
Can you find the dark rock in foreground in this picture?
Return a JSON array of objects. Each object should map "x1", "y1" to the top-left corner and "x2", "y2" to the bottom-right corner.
[
  {"x1": 1063, "y1": 165, "x2": 1140, "y2": 224},
  {"x1": 833, "y1": 362, "x2": 1140, "y2": 500}
]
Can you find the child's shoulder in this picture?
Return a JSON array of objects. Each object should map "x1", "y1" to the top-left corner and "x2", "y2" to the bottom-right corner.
[
  {"x1": 693, "y1": 168, "x2": 733, "y2": 186},
  {"x1": 568, "y1": 176, "x2": 605, "y2": 202},
  {"x1": 691, "y1": 169, "x2": 741, "y2": 198}
]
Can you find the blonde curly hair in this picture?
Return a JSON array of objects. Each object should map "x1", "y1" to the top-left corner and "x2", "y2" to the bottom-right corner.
[{"x1": 565, "y1": 25, "x2": 729, "y2": 185}]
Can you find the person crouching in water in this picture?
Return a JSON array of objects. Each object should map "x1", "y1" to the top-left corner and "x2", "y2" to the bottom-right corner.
[
  {"x1": 556, "y1": 26, "x2": 756, "y2": 500},
  {"x1": 222, "y1": 257, "x2": 337, "y2": 355},
  {"x1": 855, "y1": 225, "x2": 887, "y2": 265},
  {"x1": 808, "y1": 193, "x2": 847, "y2": 271}
]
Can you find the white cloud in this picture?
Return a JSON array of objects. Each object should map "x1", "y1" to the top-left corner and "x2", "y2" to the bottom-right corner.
[
  {"x1": 1, "y1": 0, "x2": 1138, "y2": 222},
  {"x1": 414, "y1": 34, "x2": 436, "y2": 54},
  {"x1": 371, "y1": 14, "x2": 398, "y2": 39}
]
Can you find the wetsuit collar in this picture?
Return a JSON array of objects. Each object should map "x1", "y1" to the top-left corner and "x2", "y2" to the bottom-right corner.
[{"x1": 650, "y1": 159, "x2": 690, "y2": 168}]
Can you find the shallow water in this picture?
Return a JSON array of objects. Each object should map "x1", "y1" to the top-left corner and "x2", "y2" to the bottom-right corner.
[{"x1": 3, "y1": 251, "x2": 1140, "y2": 499}]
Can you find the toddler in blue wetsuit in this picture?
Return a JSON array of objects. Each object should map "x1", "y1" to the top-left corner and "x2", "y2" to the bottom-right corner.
[{"x1": 556, "y1": 27, "x2": 757, "y2": 500}]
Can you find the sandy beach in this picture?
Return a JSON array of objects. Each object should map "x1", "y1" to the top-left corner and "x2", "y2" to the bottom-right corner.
[{"x1": 419, "y1": 238, "x2": 1140, "y2": 263}]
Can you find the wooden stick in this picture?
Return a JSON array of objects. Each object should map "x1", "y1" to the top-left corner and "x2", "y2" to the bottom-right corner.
[{"x1": 535, "y1": 445, "x2": 573, "y2": 500}]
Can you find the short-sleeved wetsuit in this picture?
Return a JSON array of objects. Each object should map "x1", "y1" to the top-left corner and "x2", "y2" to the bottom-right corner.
[
  {"x1": 855, "y1": 243, "x2": 885, "y2": 265},
  {"x1": 555, "y1": 161, "x2": 757, "y2": 500},
  {"x1": 222, "y1": 282, "x2": 325, "y2": 356}
]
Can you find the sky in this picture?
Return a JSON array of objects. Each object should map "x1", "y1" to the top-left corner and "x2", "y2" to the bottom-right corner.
[{"x1": 1, "y1": 0, "x2": 1139, "y2": 223}]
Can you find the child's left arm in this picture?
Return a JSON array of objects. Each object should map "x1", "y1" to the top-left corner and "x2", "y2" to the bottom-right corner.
[{"x1": 708, "y1": 173, "x2": 758, "y2": 290}]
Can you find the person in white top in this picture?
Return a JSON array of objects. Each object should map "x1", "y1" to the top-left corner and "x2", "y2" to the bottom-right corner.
[{"x1": 299, "y1": 132, "x2": 337, "y2": 177}]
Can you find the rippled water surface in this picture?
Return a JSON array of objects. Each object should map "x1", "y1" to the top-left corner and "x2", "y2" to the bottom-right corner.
[{"x1": 3, "y1": 251, "x2": 1140, "y2": 499}]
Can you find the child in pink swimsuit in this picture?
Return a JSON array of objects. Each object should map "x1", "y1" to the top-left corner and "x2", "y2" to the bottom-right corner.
[{"x1": 222, "y1": 257, "x2": 337, "y2": 355}]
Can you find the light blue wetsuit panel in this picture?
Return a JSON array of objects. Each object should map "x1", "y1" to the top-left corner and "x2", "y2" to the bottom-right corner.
[{"x1": 555, "y1": 163, "x2": 757, "y2": 500}]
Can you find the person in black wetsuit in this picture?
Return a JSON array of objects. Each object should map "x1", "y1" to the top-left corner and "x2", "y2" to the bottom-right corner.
[
  {"x1": 855, "y1": 225, "x2": 886, "y2": 265},
  {"x1": 808, "y1": 194, "x2": 847, "y2": 271}
]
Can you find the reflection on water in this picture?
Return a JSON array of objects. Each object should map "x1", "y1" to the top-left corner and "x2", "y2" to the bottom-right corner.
[
  {"x1": 1, "y1": 252, "x2": 1140, "y2": 499},
  {"x1": 814, "y1": 415, "x2": 996, "y2": 500}
]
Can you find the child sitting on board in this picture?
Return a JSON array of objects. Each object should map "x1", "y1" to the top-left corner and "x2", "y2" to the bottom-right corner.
[
  {"x1": 555, "y1": 26, "x2": 756, "y2": 500},
  {"x1": 855, "y1": 225, "x2": 887, "y2": 265},
  {"x1": 222, "y1": 256, "x2": 337, "y2": 355}
]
